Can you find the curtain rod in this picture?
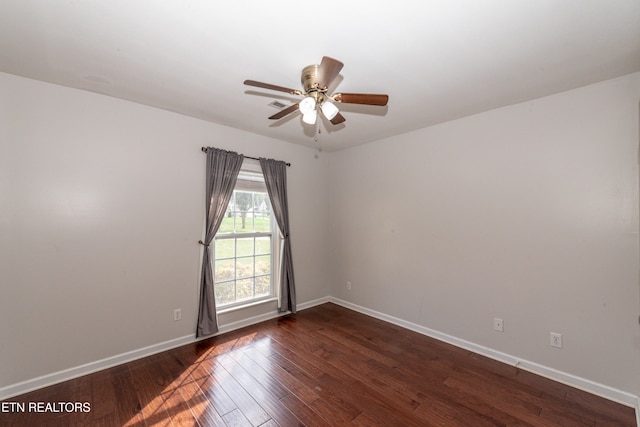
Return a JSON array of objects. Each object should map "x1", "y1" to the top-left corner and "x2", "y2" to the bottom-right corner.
[{"x1": 201, "y1": 147, "x2": 291, "y2": 167}]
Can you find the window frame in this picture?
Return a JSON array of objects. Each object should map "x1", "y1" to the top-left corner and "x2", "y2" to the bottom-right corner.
[{"x1": 212, "y1": 161, "x2": 280, "y2": 311}]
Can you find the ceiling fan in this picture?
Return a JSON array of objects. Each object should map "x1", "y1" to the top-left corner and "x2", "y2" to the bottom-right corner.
[{"x1": 244, "y1": 56, "x2": 389, "y2": 126}]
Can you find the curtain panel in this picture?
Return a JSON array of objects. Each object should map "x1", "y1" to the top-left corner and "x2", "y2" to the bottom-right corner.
[
  {"x1": 196, "y1": 148, "x2": 244, "y2": 337},
  {"x1": 259, "y1": 158, "x2": 296, "y2": 313}
]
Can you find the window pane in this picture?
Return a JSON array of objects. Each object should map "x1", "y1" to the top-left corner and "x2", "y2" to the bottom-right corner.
[
  {"x1": 215, "y1": 281, "x2": 235, "y2": 306},
  {"x1": 213, "y1": 185, "x2": 274, "y2": 308},
  {"x1": 215, "y1": 239, "x2": 234, "y2": 259},
  {"x1": 215, "y1": 259, "x2": 234, "y2": 282},
  {"x1": 234, "y1": 212, "x2": 252, "y2": 233},
  {"x1": 255, "y1": 255, "x2": 270, "y2": 276},
  {"x1": 255, "y1": 275, "x2": 270, "y2": 297},
  {"x1": 254, "y1": 214, "x2": 271, "y2": 232},
  {"x1": 236, "y1": 278, "x2": 254, "y2": 302},
  {"x1": 236, "y1": 237, "x2": 254, "y2": 257},
  {"x1": 253, "y1": 193, "x2": 269, "y2": 210},
  {"x1": 236, "y1": 256, "x2": 254, "y2": 279},
  {"x1": 234, "y1": 192, "x2": 253, "y2": 232},
  {"x1": 219, "y1": 215, "x2": 234, "y2": 234},
  {"x1": 255, "y1": 237, "x2": 270, "y2": 255},
  {"x1": 254, "y1": 194, "x2": 270, "y2": 232},
  {"x1": 234, "y1": 192, "x2": 252, "y2": 211}
]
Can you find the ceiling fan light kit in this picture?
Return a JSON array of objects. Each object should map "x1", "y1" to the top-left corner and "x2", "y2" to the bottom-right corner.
[
  {"x1": 299, "y1": 96, "x2": 316, "y2": 115},
  {"x1": 321, "y1": 101, "x2": 339, "y2": 120},
  {"x1": 244, "y1": 56, "x2": 389, "y2": 134},
  {"x1": 302, "y1": 111, "x2": 317, "y2": 125}
]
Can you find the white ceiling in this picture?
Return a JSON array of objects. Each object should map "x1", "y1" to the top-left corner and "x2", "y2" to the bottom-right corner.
[{"x1": 1, "y1": 1, "x2": 639, "y2": 152}]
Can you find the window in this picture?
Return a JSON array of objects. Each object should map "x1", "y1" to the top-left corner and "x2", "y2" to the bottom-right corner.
[{"x1": 213, "y1": 168, "x2": 277, "y2": 309}]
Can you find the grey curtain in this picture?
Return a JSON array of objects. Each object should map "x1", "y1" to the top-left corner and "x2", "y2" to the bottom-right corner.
[
  {"x1": 197, "y1": 148, "x2": 244, "y2": 337},
  {"x1": 259, "y1": 158, "x2": 296, "y2": 313}
]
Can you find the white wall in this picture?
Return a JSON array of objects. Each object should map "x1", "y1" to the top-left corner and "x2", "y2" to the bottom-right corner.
[
  {"x1": 328, "y1": 73, "x2": 640, "y2": 396},
  {"x1": 0, "y1": 72, "x2": 331, "y2": 388},
  {"x1": 2, "y1": 70, "x2": 639, "y2": 402}
]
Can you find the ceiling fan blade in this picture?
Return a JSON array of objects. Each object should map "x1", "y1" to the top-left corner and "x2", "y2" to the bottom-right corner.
[
  {"x1": 268, "y1": 103, "x2": 299, "y2": 120},
  {"x1": 334, "y1": 93, "x2": 389, "y2": 106},
  {"x1": 244, "y1": 80, "x2": 302, "y2": 95},
  {"x1": 330, "y1": 112, "x2": 346, "y2": 125},
  {"x1": 317, "y1": 56, "x2": 344, "y2": 89}
]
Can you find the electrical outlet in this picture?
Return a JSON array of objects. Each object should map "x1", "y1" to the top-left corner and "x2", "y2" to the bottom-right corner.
[
  {"x1": 346, "y1": 281, "x2": 352, "y2": 290},
  {"x1": 550, "y1": 332, "x2": 562, "y2": 348},
  {"x1": 493, "y1": 318, "x2": 504, "y2": 332},
  {"x1": 173, "y1": 308, "x2": 182, "y2": 321}
]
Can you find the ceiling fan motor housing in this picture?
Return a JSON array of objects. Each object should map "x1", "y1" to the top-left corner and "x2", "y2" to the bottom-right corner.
[{"x1": 301, "y1": 64, "x2": 319, "y2": 93}]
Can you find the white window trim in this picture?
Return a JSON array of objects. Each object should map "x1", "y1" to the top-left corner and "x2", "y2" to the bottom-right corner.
[
  {"x1": 216, "y1": 296, "x2": 279, "y2": 315},
  {"x1": 212, "y1": 159, "x2": 281, "y2": 311}
]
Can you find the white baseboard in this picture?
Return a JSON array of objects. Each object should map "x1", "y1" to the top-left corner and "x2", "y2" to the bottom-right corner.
[
  {"x1": 297, "y1": 296, "x2": 331, "y2": 311},
  {"x1": 329, "y1": 297, "x2": 639, "y2": 410},
  {"x1": 0, "y1": 334, "x2": 195, "y2": 401},
  {"x1": 0, "y1": 296, "x2": 331, "y2": 401},
  {"x1": 2, "y1": 293, "x2": 637, "y2": 424}
]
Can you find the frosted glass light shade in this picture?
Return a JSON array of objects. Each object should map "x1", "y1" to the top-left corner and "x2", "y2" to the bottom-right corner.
[
  {"x1": 302, "y1": 111, "x2": 317, "y2": 125},
  {"x1": 321, "y1": 101, "x2": 339, "y2": 120},
  {"x1": 299, "y1": 96, "x2": 316, "y2": 115}
]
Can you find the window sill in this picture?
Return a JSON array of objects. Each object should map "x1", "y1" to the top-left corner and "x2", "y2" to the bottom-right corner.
[{"x1": 217, "y1": 297, "x2": 278, "y2": 315}]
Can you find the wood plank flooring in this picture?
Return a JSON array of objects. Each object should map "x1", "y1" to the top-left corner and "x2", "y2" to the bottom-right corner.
[{"x1": 1, "y1": 303, "x2": 636, "y2": 426}]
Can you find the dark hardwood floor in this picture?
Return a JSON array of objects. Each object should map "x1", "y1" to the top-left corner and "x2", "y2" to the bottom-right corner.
[{"x1": 1, "y1": 303, "x2": 636, "y2": 426}]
